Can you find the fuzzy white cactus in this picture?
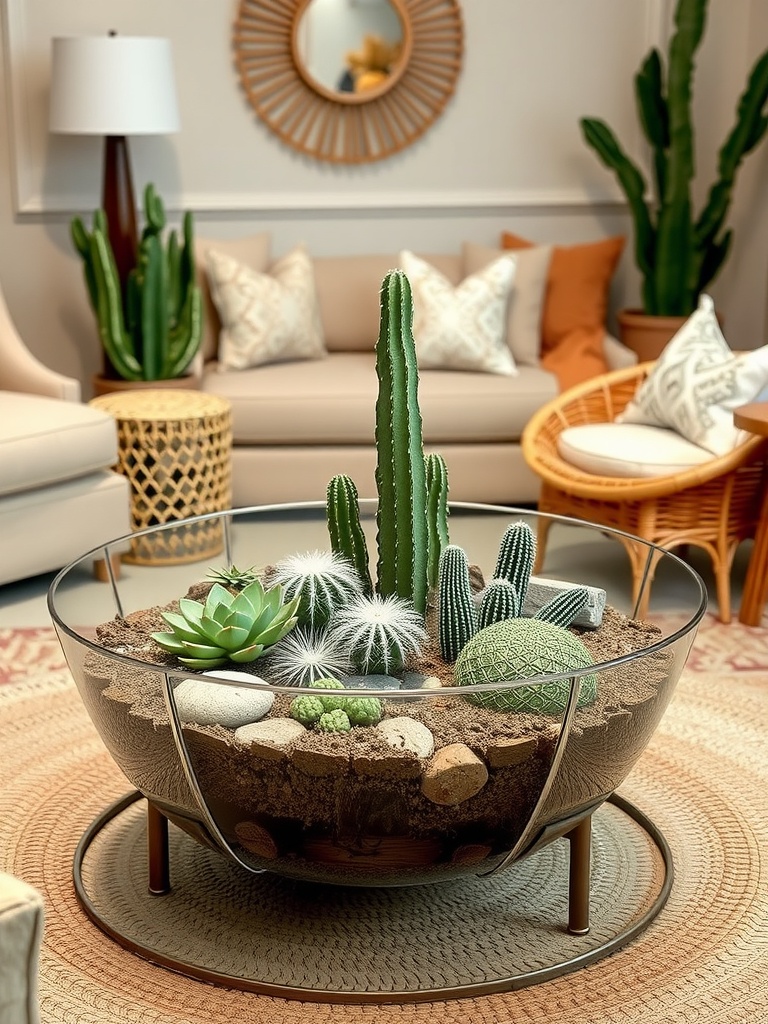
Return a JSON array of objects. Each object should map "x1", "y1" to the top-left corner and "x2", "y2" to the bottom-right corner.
[
  {"x1": 329, "y1": 593, "x2": 428, "y2": 675},
  {"x1": 263, "y1": 627, "x2": 351, "y2": 687},
  {"x1": 270, "y1": 550, "x2": 364, "y2": 629}
]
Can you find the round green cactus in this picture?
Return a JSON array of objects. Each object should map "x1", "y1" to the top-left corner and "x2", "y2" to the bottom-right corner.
[
  {"x1": 317, "y1": 709, "x2": 352, "y2": 733},
  {"x1": 344, "y1": 696, "x2": 383, "y2": 726},
  {"x1": 309, "y1": 677, "x2": 348, "y2": 712},
  {"x1": 454, "y1": 618, "x2": 597, "y2": 714},
  {"x1": 290, "y1": 694, "x2": 325, "y2": 726}
]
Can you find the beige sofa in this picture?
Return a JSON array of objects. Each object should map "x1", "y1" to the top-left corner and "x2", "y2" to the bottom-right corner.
[
  {"x1": 196, "y1": 238, "x2": 633, "y2": 508},
  {"x1": 0, "y1": 284, "x2": 130, "y2": 586}
]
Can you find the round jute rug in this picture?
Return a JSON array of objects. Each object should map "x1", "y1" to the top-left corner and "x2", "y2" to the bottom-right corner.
[{"x1": 1, "y1": 616, "x2": 767, "y2": 1023}]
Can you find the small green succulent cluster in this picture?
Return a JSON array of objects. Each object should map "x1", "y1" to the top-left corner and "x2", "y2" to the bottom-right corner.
[
  {"x1": 151, "y1": 580, "x2": 300, "y2": 668},
  {"x1": 206, "y1": 564, "x2": 261, "y2": 592},
  {"x1": 289, "y1": 678, "x2": 383, "y2": 732}
]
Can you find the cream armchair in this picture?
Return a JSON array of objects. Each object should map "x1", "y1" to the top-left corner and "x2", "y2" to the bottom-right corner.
[{"x1": 0, "y1": 284, "x2": 130, "y2": 586}]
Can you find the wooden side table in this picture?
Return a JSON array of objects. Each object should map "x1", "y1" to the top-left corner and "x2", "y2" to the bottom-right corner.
[
  {"x1": 90, "y1": 389, "x2": 232, "y2": 565},
  {"x1": 734, "y1": 403, "x2": 768, "y2": 626}
]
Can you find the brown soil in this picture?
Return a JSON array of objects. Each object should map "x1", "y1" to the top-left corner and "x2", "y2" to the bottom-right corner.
[{"x1": 81, "y1": 584, "x2": 671, "y2": 885}]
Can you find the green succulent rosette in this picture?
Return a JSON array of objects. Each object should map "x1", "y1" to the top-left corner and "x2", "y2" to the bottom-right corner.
[{"x1": 151, "y1": 580, "x2": 299, "y2": 669}]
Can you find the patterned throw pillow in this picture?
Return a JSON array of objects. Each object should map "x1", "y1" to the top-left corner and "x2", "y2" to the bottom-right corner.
[
  {"x1": 399, "y1": 250, "x2": 518, "y2": 376},
  {"x1": 618, "y1": 294, "x2": 768, "y2": 456},
  {"x1": 462, "y1": 241, "x2": 553, "y2": 366},
  {"x1": 206, "y1": 244, "x2": 325, "y2": 372}
]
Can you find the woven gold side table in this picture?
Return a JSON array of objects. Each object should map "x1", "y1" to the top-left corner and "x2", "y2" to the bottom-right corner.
[{"x1": 90, "y1": 390, "x2": 233, "y2": 565}]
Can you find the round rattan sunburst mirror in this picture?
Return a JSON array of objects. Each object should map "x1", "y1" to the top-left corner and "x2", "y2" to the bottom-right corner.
[{"x1": 233, "y1": 0, "x2": 463, "y2": 164}]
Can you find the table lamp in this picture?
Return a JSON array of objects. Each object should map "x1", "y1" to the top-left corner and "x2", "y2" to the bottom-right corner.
[{"x1": 49, "y1": 34, "x2": 180, "y2": 293}]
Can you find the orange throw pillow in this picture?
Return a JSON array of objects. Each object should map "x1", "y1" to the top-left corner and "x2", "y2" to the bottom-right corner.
[{"x1": 501, "y1": 231, "x2": 625, "y2": 391}]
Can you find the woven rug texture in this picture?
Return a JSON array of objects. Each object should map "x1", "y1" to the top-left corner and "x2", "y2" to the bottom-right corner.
[{"x1": 0, "y1": 616, "x2": 767, "y2": 1024}]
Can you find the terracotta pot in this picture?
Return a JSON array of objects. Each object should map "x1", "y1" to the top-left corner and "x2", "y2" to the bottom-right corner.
[
  {"x1": 616, "y1": 309, "x2": 688, "y2": 363},
  {"x1": 617, "y1": 307, "x2": 725, "y2": 363},
  {"x1": 91, "y1": 373, "x2": 198, "y2": 398}
]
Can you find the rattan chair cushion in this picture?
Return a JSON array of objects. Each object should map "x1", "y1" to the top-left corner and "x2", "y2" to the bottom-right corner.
[{"x1": 557, "y1": 423, "x2": 713, "y2": 478}]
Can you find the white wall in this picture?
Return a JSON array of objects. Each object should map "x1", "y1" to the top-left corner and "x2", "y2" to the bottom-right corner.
[{"x1": 1, "y1": 0, "x2": 766, "y2": 392}]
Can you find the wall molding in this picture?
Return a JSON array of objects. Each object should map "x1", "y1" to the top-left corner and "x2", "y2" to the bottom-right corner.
[
  {"x1": 20, "y1": 188, "x2": 629, "y2": 217},
  {"x1": 2, "y1": 0, "x2": 666, "y2": 218}
]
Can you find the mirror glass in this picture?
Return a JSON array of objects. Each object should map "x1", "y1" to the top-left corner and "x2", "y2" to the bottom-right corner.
[{"x1": 296, "y1": 0, "x2": 404, "y2": 97}]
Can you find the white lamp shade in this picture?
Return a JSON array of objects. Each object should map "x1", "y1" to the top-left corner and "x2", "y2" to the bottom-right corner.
[{"x1": 49, "y1": 36, "x2": 180, "y2": 135}]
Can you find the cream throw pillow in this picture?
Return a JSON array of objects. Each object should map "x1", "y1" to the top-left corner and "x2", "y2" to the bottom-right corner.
[
  {"x1": 206, "y1": 244, "x2": 325, "y2": 372},
  {"x1": 462, "y1": 241, "x2": 552, "y2": 366},
  {"x1": 618, "y1": 294, "x2": 768, "y2": 456},
  {"x1": 399, "y1": 250, "x2": 517, "y2": 375}
]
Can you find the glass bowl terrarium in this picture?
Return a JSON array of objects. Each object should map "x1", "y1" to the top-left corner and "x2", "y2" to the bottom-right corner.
[{"x1": 49, "y1": 500, "x2": 705, "y2": 894}]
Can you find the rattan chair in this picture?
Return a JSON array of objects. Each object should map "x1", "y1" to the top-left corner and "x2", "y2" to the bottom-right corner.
[{"x1": 521, "y1": 362, "x2": 768, "y2": 622}]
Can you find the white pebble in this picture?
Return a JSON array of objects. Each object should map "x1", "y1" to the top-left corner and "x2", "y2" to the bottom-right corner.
[
  {"x1": 174, "y1": 670, "x2": 274, "y2": 728},
  {"x1": 377, "y1": 716, "x2": 435, "y2": 759}
]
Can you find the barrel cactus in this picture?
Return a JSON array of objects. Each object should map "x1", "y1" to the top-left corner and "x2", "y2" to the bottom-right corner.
[
  {"x1": 329, "y1": 592, "x2": 427, "y2": 675},
  {"x1": 270, "y1": 550, "x2": 364, "y2": 628},
  {"x1": 454, "y1": 618, "x2": 597, "y2": 715},
  {"x1": 151, "y1": 580, "x2": 300, "y2": 669}
]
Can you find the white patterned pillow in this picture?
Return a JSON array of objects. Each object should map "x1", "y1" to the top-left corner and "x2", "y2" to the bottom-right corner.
[
  {"x1": 618, "y1": 294, "x2": 768, "y2": 456},
  {"x1": 399, "y1": 250, "x2": 518, "y2": 376},
  {"x1": 206, "y1": 244, "x2": 325, "y2": 371}
]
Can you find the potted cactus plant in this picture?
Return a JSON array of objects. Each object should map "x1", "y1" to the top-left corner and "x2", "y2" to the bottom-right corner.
[
  {"x1": 71, "y1": 183, "x2": 203, "y2": 394},
  {"x1": 580, "y1": 0, "x2": 768, "y2": 359}
]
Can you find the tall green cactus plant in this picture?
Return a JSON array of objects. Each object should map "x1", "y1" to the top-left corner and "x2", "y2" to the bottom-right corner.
[
  {"x1": 580, "y1": 0, "x2": 768, "y2": 315},
  {"x1": 374, "y1": 270, "x2": 430, "y2": 615},
  {"x1": 71, "y1": 184, "x2": 203, "y2": 381},
  {"x1": 425, "y1": 452, "x2": 449, "y2": 590},
  {"x1": 326, "y1": 270, "x2": 450, "y2": 616}
]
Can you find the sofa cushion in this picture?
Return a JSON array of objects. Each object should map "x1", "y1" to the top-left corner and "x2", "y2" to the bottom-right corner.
[
  {"x1": 400, "y1": 250, "x2": 518, "y2": 375},
  {"x1": 557, "y1": 423, "x2": 714, "y2": 478},
  {"x1": 206, "y1": 244, "x2": 325, "y2": 371},
  {"x1": 0, "y1": 393, "x2": 118, "y2": 497},
  {"x1": 312, "y1": 253, "x2": 462, "y2": 353},
  {"x1": 196, "y1": 233, "x2": 271, "y2": 362},
  {"x1": 202, "y1": 354, "x2": 557, "y2": 446},
  {"x1": 462, "y1": 241, "x2": 552, "y2": 367},
  {"x1": 501, "y1": 232, "x2": 625, "y2": 390}
]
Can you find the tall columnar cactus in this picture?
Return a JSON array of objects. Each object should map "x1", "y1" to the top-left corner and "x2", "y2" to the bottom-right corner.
[
  {"x1": 580, "y1": 0, "x2": 768, "y2": 315},
  {"x1": 326, "y1": 474, "x2": 373, "y2": 594},
  {"x1": 373, "y1": 271, "x2": 430, "y2": 616},
  {"x1": 425, "y1": 452, "x2": 449, "y2": 590},
  {"x1": 493, "y1": 522, "x2": 536, "y2": 609},
  {"x1": 438, "y1": 544, "x2": 477, "y2": 663},
  {"x1": 71, "y1": 183, "x2": 203, "y2": 381},
  {"x1": 479, "y1": 578, "x2": 521, "y2": 630}
]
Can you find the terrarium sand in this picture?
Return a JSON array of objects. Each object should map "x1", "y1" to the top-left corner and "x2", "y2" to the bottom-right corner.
[{"x1": 81, "y1": 579, "x2": 672, "y2": 885}]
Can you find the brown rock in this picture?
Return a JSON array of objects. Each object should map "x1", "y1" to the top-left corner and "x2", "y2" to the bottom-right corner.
[
  {"x1": 451, "y1": 843, "x2": 493, "y2": 865},
  {"x1": 486, "y1": 736, "x2": 537, "y2": 768},
  {"x1": 421, "y1": 743, "x2": 489, "y2": 805},
  {"x1": 234, "y1": 820, "x2": 278, "y2": 859}
]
